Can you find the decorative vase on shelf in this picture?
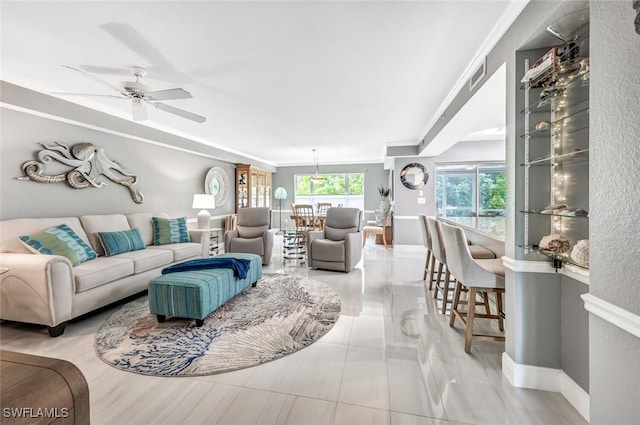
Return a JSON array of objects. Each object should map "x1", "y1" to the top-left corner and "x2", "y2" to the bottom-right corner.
[{"x1": 376, "y1": 186, "x2": 392, "y2": 226}]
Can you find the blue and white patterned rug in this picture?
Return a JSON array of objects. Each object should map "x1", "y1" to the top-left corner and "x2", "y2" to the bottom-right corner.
[{"x1": 95, "y1": 273, "x2": 341, "y2": 376}]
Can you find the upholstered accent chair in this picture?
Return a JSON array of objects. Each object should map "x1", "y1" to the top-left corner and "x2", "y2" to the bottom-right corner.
[
  {"x1": 224, "y1": 207, "x2": 273, "y2": 265},
  {"x1": 307, "y1": 207, "x2": 362, "y2": 272}
]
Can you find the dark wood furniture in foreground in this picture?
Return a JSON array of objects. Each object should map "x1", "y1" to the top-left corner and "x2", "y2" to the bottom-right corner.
[{"x1": 0, "y1": 350, "x2": 90, "y2": 425}]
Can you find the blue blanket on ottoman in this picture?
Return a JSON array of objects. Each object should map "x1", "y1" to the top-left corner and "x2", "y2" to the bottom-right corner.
[{"x1": 162, "y1": 257, "x2": 251, "y2": 279}]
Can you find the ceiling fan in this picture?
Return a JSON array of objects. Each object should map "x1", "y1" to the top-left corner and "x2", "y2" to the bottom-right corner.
[{"x1": 53, "y1": 65, "x2": 206, "y2": 123}]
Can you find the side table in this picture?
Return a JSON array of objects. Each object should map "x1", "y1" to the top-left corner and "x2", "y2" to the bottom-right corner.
[
  {"x1": 282, "y1": 228, "x2": 307, "y2": 263},
  {"x1": 191, "y1": 228, "x2": 223, "y2": 256}
]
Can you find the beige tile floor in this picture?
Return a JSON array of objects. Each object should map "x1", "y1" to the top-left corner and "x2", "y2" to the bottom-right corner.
[{"x1": 0, "y1": 238, "x2": 587, "y2": 425}]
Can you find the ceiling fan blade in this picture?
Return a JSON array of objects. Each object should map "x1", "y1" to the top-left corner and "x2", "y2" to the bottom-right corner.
[
  {"x1": 100, "y1": 23, "x2": 172, "y2": 69},
  {"x1": 52, "y1": 92, "x2": 126, "y2": 99},
  {"x1": 79, "y1": 65, "x2": 131, "y2": 76},
  {"x1": 131, "y1": 98, "x2": 147, "y2": 121},
  {"x1": 61, "y1": 65, "x2": 125, "y2": 95},
  {"x1": 145, "y1": 88, "x2": 192, "y2": 101},
  {"x1": 100, "y1": 23, "x2": 190, "y2": 84},
  {"x1": 153, "y1": 102, "x2": 206, "y2": 123}
]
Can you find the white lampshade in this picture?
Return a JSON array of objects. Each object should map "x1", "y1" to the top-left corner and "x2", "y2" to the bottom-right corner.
[
  {"x1": 192, "y1": 194, "x2": 216, "y2": 229},
  {"x1": 192, "y1": 194, "x2": 216, "y2": 209}
]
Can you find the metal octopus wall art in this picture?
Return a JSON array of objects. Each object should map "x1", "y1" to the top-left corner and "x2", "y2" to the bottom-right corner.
[{"x1": 19, "y1": 142, "x2": 144, "y2": 204}]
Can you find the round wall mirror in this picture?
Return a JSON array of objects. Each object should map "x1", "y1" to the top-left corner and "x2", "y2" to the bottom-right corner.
[
  {"x1": 400, "y1": 163, "x2": 429, "y2": 190},
  {"x1": 204, "y1": 167, "x2": 230, "y2": 206}
]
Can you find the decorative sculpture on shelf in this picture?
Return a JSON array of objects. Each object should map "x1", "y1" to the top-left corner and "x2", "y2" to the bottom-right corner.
[
  {"x1": 375, "y1": 186, "x2": 391, "y2": 226},
  {"x1": 19, "y1": 142, "x2": 144, "y2": 203}
]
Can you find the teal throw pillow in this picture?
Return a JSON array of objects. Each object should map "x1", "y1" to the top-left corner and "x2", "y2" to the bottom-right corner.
[
  {"x1": 152, "y1": 217, "x2": 191, "y2": 245},
  {"x1": 98, "y1": 228, "x2": 146, "y2": 256},
  {"x1": 18, "y1": 224, "x2": 98, "y2": 266}
]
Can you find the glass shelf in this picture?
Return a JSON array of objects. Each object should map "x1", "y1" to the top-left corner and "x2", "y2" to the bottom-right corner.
[
  {"x1": 520, "y1": 245, "x2": 589, "y2": 270},
  {"x1": 520, "y1": 126, "x2": 551, "y2": 139},
  {"x1": 521, "y1": 107, "x2": 589, "y2": 139},
  {"x1": 520, "y1": 210, "x2": 589, "y2": 219},
  {"x1": 520, "y1": 72, "x2": 589, "y2": 114},
  {"x1": 521, "y1": 148, "x2": 589, "y2": 166}
]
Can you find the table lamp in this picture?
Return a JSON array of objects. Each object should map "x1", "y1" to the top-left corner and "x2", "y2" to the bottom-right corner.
[{"x1": 192, "y1": 194, "x2": 216, "y2": 229}]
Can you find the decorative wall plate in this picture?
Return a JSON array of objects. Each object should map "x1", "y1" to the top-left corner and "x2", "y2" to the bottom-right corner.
[
  {"x1": 205, "y1": 166, "x2": 230, "y2": 206},
  {"x1": 400, "y1": 163, "x2": 429, "y2": 190}
]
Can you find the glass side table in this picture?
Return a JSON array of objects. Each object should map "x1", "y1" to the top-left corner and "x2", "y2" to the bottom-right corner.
[
  {"x1": 191, "y1": 228, "x2": 223, "y2": 256},
  {"x1": 282, "y1": 227, "x2": 307, "y2": 263}
]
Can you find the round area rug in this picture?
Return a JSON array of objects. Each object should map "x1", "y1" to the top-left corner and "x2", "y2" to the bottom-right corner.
[{"x1": 95, "y1": 273, "x2": 340, "y2": 376}]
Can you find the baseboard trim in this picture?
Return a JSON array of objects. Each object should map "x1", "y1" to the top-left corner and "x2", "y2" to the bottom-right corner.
[{"x1": 502, "y1": 352, "x2": 589, "y2": 422}]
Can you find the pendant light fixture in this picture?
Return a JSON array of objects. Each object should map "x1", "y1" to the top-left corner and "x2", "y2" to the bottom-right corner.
[{"x1": 310, "y1": 149, "x2": 326, "y2": 183}]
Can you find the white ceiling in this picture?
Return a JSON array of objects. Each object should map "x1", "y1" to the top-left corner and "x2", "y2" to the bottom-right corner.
[{"x1": 1, "y1": 1, "x2": 525, "y2": 167}]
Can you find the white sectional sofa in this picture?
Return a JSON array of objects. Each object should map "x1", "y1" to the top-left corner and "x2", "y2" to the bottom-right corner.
[{"x1": 0, "y1": 212, "x2": 208, "y2": 336}]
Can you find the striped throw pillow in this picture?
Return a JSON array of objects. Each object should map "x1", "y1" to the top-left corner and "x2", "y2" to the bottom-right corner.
[
  {"x1": 151, "y1": 217, "x2": 191, "y2": 245},
  {"x1": 18, "y1": 224, "x2": 98, "y2": 266},
  {"x1": 98, "y1": 228, "x2": 146, "y2": 256}
]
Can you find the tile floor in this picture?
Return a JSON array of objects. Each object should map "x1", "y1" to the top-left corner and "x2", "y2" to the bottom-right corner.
[{"x1": 0, "y1": 238, "x2": 587, "y2": 425}]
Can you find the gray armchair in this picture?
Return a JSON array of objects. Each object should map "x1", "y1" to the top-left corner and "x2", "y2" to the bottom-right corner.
[
  {"x1": 224, "y1": 207, "x2": 273, "y2": 265},
  {"x1": 307, "y1": 207, "x2": 362, "y2": 272}
]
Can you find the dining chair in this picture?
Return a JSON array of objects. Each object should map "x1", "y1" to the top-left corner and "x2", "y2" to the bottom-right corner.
[
  {"x1": 362, "y1": 205, "x2": 391, "y2": 249},
  {"x1": 440, "y1": 221, "x2": 505, "y2": 354},
  {"x1": 292, "y1": 204, "x2": 318, "y2": 231},
  {"x1": 316, "y1": 202, "x2": 332, "y2": 216}
]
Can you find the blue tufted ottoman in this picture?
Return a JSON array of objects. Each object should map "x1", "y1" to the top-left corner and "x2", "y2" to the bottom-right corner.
[{"x1": 148, "y1": 253, "x2": 262, "y2": 326}]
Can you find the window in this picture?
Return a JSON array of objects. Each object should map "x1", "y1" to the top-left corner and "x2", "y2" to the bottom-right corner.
[
  {"x1": 436, "y1": 162, "x2": 505, "y2": 238},
  {"x1": 294, "y1": 173, "x2": 364, "y2": 210}
]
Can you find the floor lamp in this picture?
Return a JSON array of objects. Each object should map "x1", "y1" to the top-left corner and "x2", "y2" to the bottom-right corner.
[{"x1": 274, "y1": 187, "x2": 287, "y2": 234}]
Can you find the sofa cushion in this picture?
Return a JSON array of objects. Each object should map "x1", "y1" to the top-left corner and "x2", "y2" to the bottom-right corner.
[
  {"x1": 325, "y1": 227, "x2": 357, "y2": 241},
  {"x1": 126, "y1": 212, "x2": 169, "y2": 246},
  {"x1": 237, "y1": 225, "x2": 268, "y2": 239},
  {"x1": 151, "y1": 217, "x2": 191, "y2": 245},
  {"x1": 311, "y1": 239, "x2": 346, "y2": 263},
  {"x1": 80, "y1": 214, "x2": 131, "y2": 256},
  {"x1": 113, "y1": 248, "x2": 173, "y2": 274},
  {"x1": 74, "y1": 257, "x2": 134, "y2": 292},
  {"x1": 1, "y1": 217, "x2": 89, "y2": 254},
  {"x1": 147, "y1": 243, "x2": 202, "y2": 262},
  {"x1": 228, "y1": 237, "x2": 264, "y2": 256},
  {"x1": 18, "y1": 224, "x2": 98, "y2": 266},
  {"x1": 98, "y1": 228, "x2": 146, "y2": 256}
]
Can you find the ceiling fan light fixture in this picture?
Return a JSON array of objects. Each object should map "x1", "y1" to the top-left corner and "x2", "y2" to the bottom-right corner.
[{"x1": 57, "y1": 64, "x2": 206, "y2": 123}]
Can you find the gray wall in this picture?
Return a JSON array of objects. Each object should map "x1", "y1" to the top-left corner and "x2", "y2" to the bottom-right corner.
[
  {"x1": 271, "y1": 163, "x2": 388, "y2": 228},
  {"x1": 0, "y1": 107, "x2": 236, "y2": 227},
  {"x1": 0, "y1": 84, "x2": 276, "y2": 228},
  {"x1": 504, "y1": 0, "x2": 591, "y2": 396},
  {"x1": 393, "y1": 139, "x2": 505, "y2": 245},
  {"x1": 589, "y1": 2, "x2": 640, "y2": 424}
]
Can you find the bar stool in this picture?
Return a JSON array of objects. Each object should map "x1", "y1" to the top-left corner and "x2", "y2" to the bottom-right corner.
[
  {"x1": 440, "y1": 222, "x2": 505, "y2": 354},
  {"x1": 426, "y1": 217, "x2": 455, "y2": 314},
  {"x1": 418, "y1": 214, "x2": 435, "y2": 283}
]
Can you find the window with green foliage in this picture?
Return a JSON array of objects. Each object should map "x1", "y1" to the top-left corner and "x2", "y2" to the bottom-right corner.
[
  {"x1": 436, "y1": 163, "x2": 505, "y2": 238},
  {"x1": 294, "y1": 173, "x2": 364, "y2": 210}
]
